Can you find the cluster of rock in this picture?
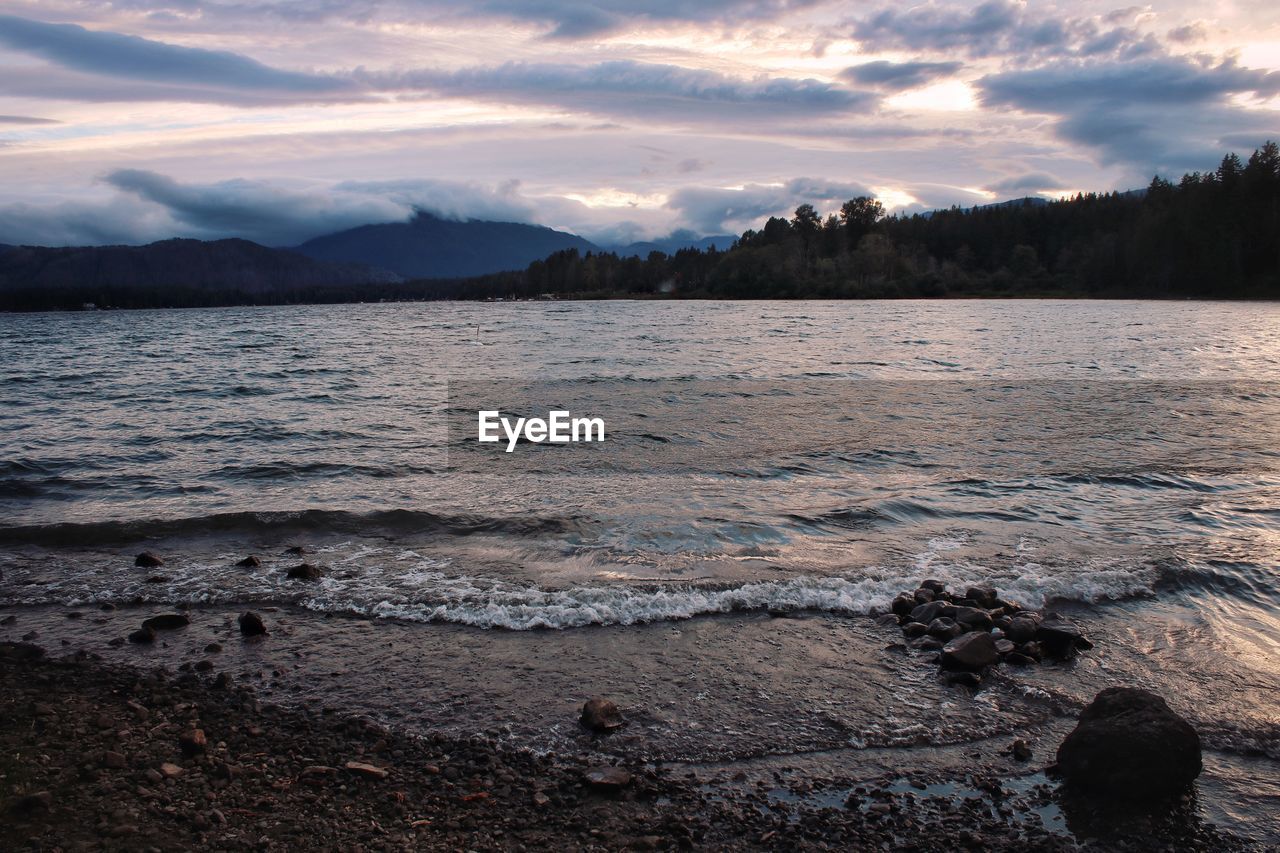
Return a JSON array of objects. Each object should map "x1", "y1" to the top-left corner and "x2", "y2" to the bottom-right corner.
[{"x1": 884, "y1": 580, "x2": 1092, "y2": 686}]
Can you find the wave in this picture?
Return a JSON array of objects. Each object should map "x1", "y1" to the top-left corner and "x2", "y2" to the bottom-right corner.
[
  {"x1": 0, "y1": 508, "x2": 588, "y2": 547},
  {"x1": 0, "y1": 556, "x2": 1159, "y2": 630}
]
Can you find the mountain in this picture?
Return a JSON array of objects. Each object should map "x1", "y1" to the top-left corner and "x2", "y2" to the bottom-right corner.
[
  {"x1": 295, "y1": 211, "x2": 598, "y2": 279},
  {"x1": 608, "y1": 233, "x2": 736, "y2": 257},
  {"x1": 0, "y1": 238, "x2": 401, "y2": 310}
]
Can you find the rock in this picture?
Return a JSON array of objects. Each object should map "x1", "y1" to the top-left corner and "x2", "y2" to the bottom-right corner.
[
  {"x1": 127, "y1": 627, "x2": 156, "y2": 645},
  {"x1": 927, "y1": 617, "x2": 962, "y2": 640},
  {"x1": 874, "y1": 613, "x2": 900, "y2": 628},
  {"x1": 134, "y1": 551, "x2": 164, "y2": 568},
  {"x1": 902, "y1": 622, "x2": 928, "y2": 638},
  {"x1": 159, "y1": 762, "x2": 184, "y2": 779},
  {"x1": 532, "y1": 791, "x2": 551, "y2": 807},
  {"x1": 9, "y1": 790, "x2": 53, "y2": 815},
  {"x1": 237, "y1": 555, "x2": 262, "y2": 567},
  {"x1": 1006, "y1": 616, "x2": 1039, "y2": 643},
  {"x1": 142, "y1": 613, "x2": 189, "y2": 631},
  {"x1": 584, "y1": 766, "x2": 632, "y2": 788},
  {"x1": 344, "y1": 761, "x2": 389, "y2": 780},
  {"x1": 144, "y1": 575, "x2": 168, "y2": 584},
  {"x1": 1057, "y1": 687, "x2": 1201, "y2": 800},
  {"x1": 952, "y1": 606, "x2": 994, "y2": 632},
  {"x1": 909, "y1": 600, "x2": 949, "y2": 625},
  {"x1": 101, "y1": 750, "x2": 127, "y2": 769},
  {"x1": 0, "y1": 641, "x2": 46, "y2": 661},
  {"x1": 995, "y1": 639, "x2": 1016, "y2": 655},
  {"x1": 965, "y1": 586, "x2": 998, "y2": 607},
  {"x1": 913, "y1": 587, "x2": 935, "y2": 604},
  {"x1": 179, "y1": 728, "x2": 208, "y2": 757},
  {"x1": 238, "y1": 611, "x2": 267, "y2": 636},
  {"x1": 919, "y1": 579, "x2": 947, "y2": 594},
  {"x1": 1004, "y1": 652, "x2": 1036, "y2": 665},
  {"x1": 580, "y1": 697, "x2": 624, "y2": 731},
  {"x1": 194, "y1": 659, "x2": 214, "y2": 672},
  {"x1": 286, "y1": 563, "x2": 323, "y2": 580},
  {"x1": 212, "y1": 672, "x2": 233, "y2": 690},
  {"x1": 943, "y1": 670, "x2": 982, "y2": 688},
  {"x1": 890, "y1": 594, "x2": 916, "y2": 617},
  {"x1": 1018, "y1": 641, "x2": 1044, "y2": 661},
  {"x1": 1036, "y1": 618, "x2": 1093, "y2": 658},
  {"x1": 205, "y1": 642, "x2": 222, "y2": 653},
  {"x1": 300, "y1": 765, "x2": 339, "y2": 782},
  {"x1": 284, "y1": 546, "x2": 309, "y2": 555},
  {"x1": 940, "y1": 632, "x2": 999, "y2": 671},
  {"x1": 1011, "y1": 739, "x2": 1032, "y2": 761}
]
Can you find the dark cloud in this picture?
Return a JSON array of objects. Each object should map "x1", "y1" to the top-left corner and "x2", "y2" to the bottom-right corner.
[
  {"x1": 0, "y1": 114, "x2": 60, "y2": 125},
  {"x1": 849, "y1": 1, "x2": 1157, "y2": 62},
  {"x1": 667, "y1": 177, "x2": 871, "y2": 233},
  {"x1": 94, "y1": 0, "x2": 823, "y2": 39},
  {"x1": 986, "y1": 171, "x2": 1066, "y2": 195},
  {"x1": 0, "y1": 14, "x2": 353, "y2": 99},
  {"x1": 103, "y1": 170, "x2": 413, "y2": 245},
  {"x1": 359, "y1": 60, "x2": 874, "y2": 119},
  {"x1": 978, "y1": 57, "x2": 1280, "y2": 171},
  {"x1": 0, "y1": 14, "x2": 873, "y2": 121},
  {"x1": 840, "y1": 60, "x2": 964, "y2": 91}
]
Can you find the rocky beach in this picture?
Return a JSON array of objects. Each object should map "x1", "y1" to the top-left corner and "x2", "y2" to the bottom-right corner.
[
  {"x1": 0, "y1": 627, "x2": 1250, "y2": 852},
  {"x1": 0, "y1": 566, "x2": 1271, "y2": 850}
]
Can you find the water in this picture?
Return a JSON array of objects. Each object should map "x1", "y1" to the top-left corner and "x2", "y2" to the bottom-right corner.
[{"x1": 2, "y1": 300, "x2": 1279, "y2": 844}]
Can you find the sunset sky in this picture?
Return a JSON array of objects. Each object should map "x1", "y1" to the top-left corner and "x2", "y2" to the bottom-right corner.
[{"x1": 1, "y1": 1, "x2": 1278, "y2": 246}]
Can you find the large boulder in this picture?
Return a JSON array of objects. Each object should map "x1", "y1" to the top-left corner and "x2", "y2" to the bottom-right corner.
[
  {"x1": 1056, "y1": 687, "x2": 1201, "y2": 800},
  {"x1": 940, "y1": 632, "x2": 999, "y2": 671}
]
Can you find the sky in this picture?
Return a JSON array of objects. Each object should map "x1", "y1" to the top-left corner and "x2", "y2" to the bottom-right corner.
[{"x1": 0, "y1": 1, "x2": 1278, "y2": 247}]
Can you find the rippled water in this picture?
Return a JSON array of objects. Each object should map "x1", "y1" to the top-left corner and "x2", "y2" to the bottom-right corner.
[
  {"x1": 2, "y1": 300, "x2": 1280, "y2": 842},
  {"x1": 3, "y1": 301, "x2": 1280, "y2": 618}
]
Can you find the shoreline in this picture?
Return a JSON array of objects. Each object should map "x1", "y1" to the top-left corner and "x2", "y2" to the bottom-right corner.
[{"x1": 0, "y1": 603, "x2": 1267, "y2": 851}]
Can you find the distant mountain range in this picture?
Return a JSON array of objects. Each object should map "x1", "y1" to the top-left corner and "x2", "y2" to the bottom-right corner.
[
  {"x1": 294, "y1": 212, "x2": 596, "y2": 279},
  {"x1": 0, "y1": 239, "x2": 402, "y2": 309},
  {"x1": 0, "y1": 215, "x2": 738, "y2": 309},
  {"x1": 293, "y1": 211, "x2": 733, "y2": 279}
]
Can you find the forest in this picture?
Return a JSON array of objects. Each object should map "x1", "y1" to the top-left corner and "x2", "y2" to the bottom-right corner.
[
  {"x1": 2, "y1": 142, "x2": 1277, "y2": 310},
  {"x1": 443, "y1": 141, "x2": 1280, "y2": 301}
]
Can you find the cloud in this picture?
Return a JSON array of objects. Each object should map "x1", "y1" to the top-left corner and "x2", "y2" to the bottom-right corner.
[
  {"x1": 1167, "y1": 22, "x2": 1209, "y2": 44},
  {"x1": 986, "y1": 171, "x2": 1066, "y2": 195},
  {"x1": 849, "y1": 1, "x2": 1160, "y2": 62},
  {"x1": 841, "y1": 60, "x2": 964, "y2": 91},
  {"x1": 0, "y1": 114, "x2": 60, "y2": 125},
  {"x1": 99, "y1": 170, "x2": 565, "y2": 245},
  {"x1": 0, "y1": 13, "x2": 358, "y2": 104},
  {"x1": 978, "y1": 57, "x2": 1280, "y2": 171},
  {"x1": 0, "y1": 196, "x2": 179, "y2": 246},
  {"x1": 359, "y1": 60, "x2": 875, "y2": 120},
  {"x1": 91, "y1": 0, "x2": 823, "y2": 39},
  {"x1": 667, "y1": 177, "x2": 871, "y2": 233}
]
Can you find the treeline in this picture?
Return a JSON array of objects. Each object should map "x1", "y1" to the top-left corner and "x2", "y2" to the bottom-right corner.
[{"x1": 444, "y1": 141, "x2": 1280, "y2": 300}]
